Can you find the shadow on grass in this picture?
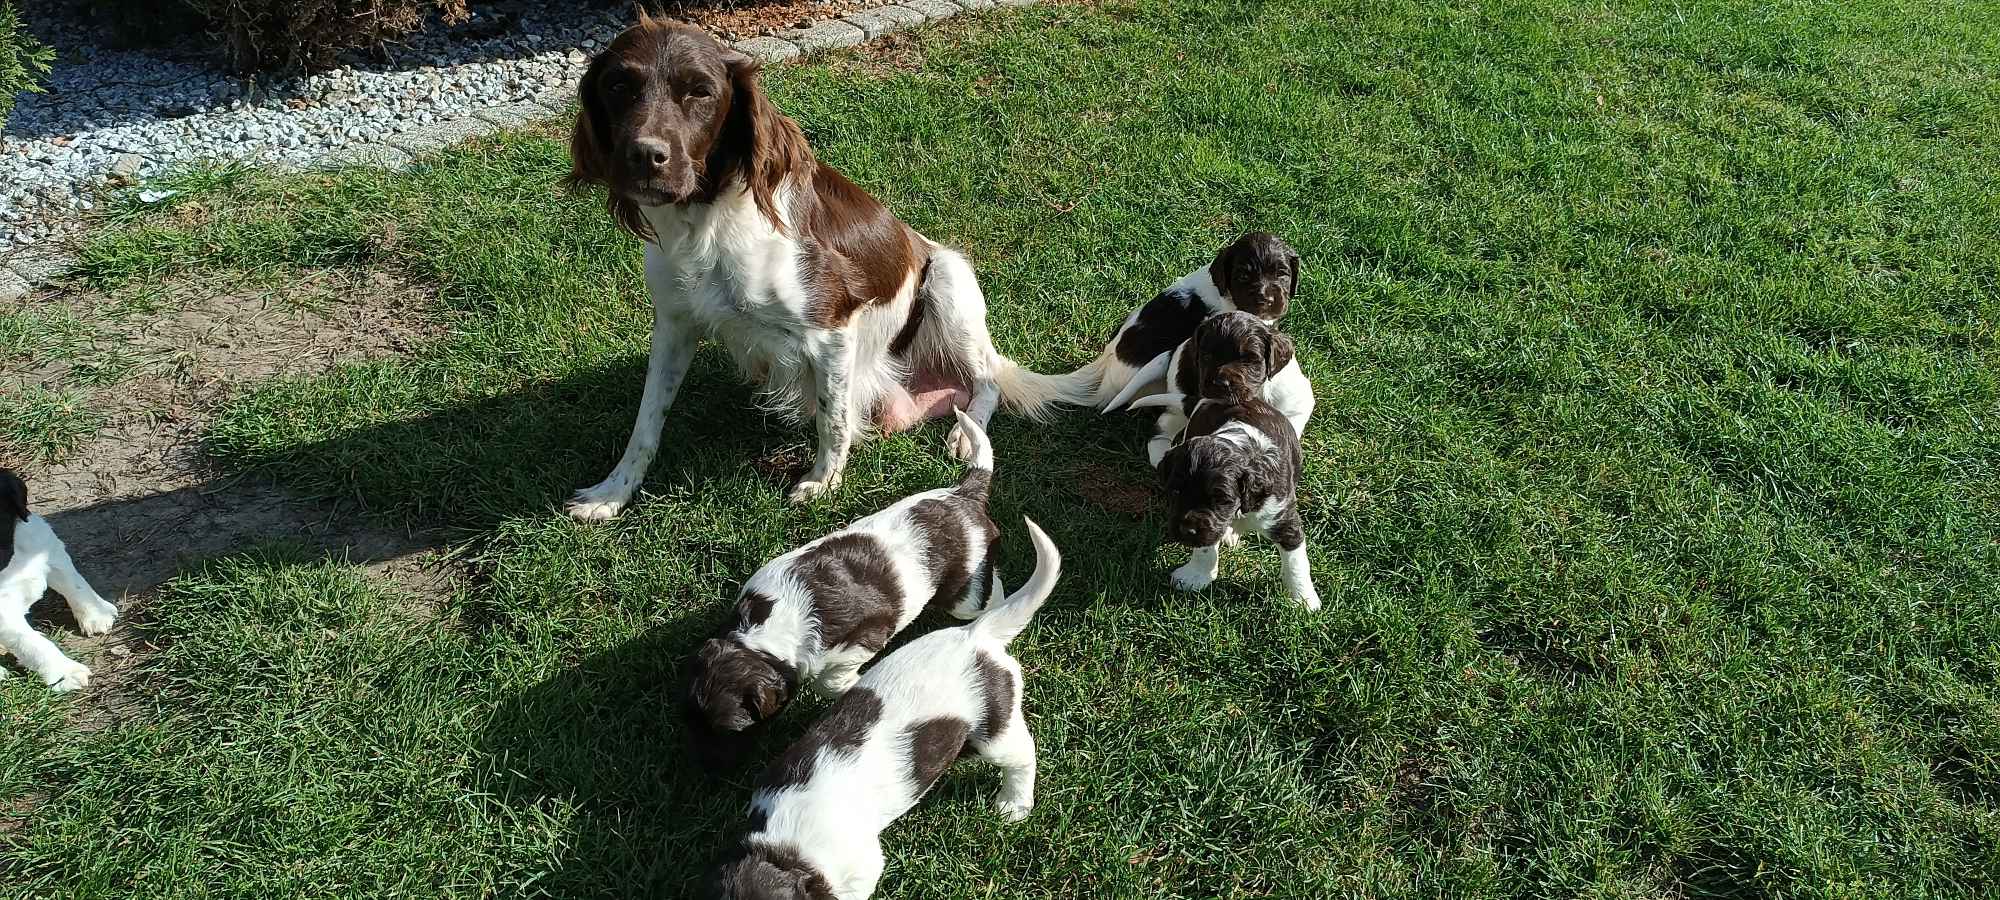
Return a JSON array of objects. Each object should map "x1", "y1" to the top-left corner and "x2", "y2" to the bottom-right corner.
[{"x1": 39, "y1": 351, "x2": 794, "y2": 599}]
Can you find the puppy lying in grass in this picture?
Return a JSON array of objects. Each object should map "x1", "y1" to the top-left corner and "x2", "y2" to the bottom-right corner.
[
  {"x1": 1107, "y1": 310, "x2": 1314, "y2": 467},
  {"x1": 1, "y1": 469, "x2": 118, "y2": 691},
  {"x1": 1155, "y1": 395, "x2": 1320, "y2": 611},
  {"x1": 684, "y1": 409, "x2": 1004, "y2": 769},
  {"x1": 1066, "y1": 231, "x2": 1301, "y2": 407},
  {"x1": 707, "y1": 518, "x2": 1061, "y2": 900}
]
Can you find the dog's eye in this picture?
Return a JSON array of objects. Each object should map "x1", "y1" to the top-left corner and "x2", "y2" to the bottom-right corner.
[
  {"x1": 606, "y1": 78, "x2": 633, "y2": 97},
  {"x1": 686, "y1": 85, "x2": 713, "y2": 100}
]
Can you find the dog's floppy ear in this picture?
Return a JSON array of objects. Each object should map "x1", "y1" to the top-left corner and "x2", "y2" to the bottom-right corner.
[
  {"x1": 720, "y1": 51, "x2": 812, "y2": 234},
  {"x1": 1208, "y1": 239, "x2": 1236, "y2": 298},
  {"x1": 750, "y1": 677, "x2": 785, "y2": 719},
  {"x1": 0, "y1": 469, "x2": 26, "y2": 523},
  {"x1": 1263, "y1": 331, "x2": 1296, "y2": 378},
  {"x1": 566, "y1": 54, "x2": 653, "y2": 240},
  {"x1": 1158, "y1": 442, "x2": 1193, "y2": 491},
  {"x1": 1285, "y1": 249, "x2": 1301, "y2": 301}
]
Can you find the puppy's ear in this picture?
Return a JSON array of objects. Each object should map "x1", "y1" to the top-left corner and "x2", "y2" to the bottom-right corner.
[
  {"x1": 1234, "y1": 460, "x2": 1269, "y2": 508},
  {"x1": 1263, "y1": 332, "x2": 1296, "y2": 378},
  {"x1": 1285, "y1": 250, "x2": 1301, "y2": 302},
  {"x1": 750, "y1": 677, "x2": 785, "y2": 719},
  {"x1": 1158, "y1": 442, "x2": 1193, "y2": 491},
  {"x1": 0, "y1": 470, "x2": 25, "y2": 522},
  {"x1": 1209, "y1": 240, "x2": 1236, "y2": 297}
]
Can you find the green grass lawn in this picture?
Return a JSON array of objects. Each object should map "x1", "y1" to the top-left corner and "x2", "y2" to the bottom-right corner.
[{"x1": 5, "y1": 0, "x2": 1999, "y2": 896}]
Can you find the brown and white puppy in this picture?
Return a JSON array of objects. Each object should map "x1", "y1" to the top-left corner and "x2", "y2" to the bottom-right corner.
[
  {"x1": 706, "y1": 519, "x2": 1061, "y2": 900},
  {"x1": 684, "y1": 409, "x2": 1003, "y2": 769},
  {"x1": 1066, "y1": 232, "x2": 1301, "y2": 409},
  {"x1": 1108, "y1": 311, "x2": 1314, "y2": 466},
  {"x1": 1, "y1": 469, "x2": 118, "y2": 690},
  {"x1": 1156, "y1": 396, "x2": 1319, "y2": 611},
  {"x1": 563, "y1": 16, "x2": 1088, "y2": 519}
]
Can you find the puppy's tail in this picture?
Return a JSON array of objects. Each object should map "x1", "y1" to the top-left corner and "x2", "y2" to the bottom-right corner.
[
  {"x1": 970, "y1": 518, "x2": 1061, "y2": 646},
  {"x1": 950, "y1": 408, "x2": 994, "y2": 503}
]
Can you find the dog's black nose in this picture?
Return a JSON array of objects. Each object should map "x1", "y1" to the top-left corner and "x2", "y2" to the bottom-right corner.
[{"x1": 631, "y1": 137, "x2": 674, "y2": 172}]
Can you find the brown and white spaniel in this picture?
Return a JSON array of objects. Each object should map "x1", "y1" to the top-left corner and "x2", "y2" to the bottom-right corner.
[{"x1": 563, "y1": 15, "x2": 1090, "y2": 518}]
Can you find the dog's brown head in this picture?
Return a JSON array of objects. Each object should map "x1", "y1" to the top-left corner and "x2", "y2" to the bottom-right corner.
[
  {"x1": 683, "y1": 636, "x2": 796, "y2": 769},
  {"x1": 1191, "y1": 311, "x2": 1295, "y2": 401},
  {"x1": 1209, "y1": 231, "x2": 1301, "y2": 319},
  {"x1": 1158, "y1": 435, "x2": 1256, "y2": 548},
  {"x1": 567, "y1": 16, "x2": 813, "y2": 238},
  {"x1": 0, "y1": 468, "x2": 26, "y2": 571},
  {"x1": 707, "y1": 843, "x2": 838, "y2": 899}
]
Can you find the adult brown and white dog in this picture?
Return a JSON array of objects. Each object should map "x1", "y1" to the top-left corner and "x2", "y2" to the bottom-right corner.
[
  {"x1": 563, "y1": 16, "x2": 1087, "y2": 519},
  {"x1": 1065, "y1": 231, "x2": 1300, "y2": 409}
]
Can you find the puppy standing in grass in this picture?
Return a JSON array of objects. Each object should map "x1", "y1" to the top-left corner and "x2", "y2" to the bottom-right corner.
[
  {"x1": 0, "y1": 469, "x2": 118, "y2": 691},
  {"x1": 1155, "y1": 396, "x2": 1320, "y2": 611},
  {"x1": 707, "y1": 518, "x2": 1061, "y2": 900},
  {"x1": 684, "y1": 409, "x2": 1005, "y2": 768}
]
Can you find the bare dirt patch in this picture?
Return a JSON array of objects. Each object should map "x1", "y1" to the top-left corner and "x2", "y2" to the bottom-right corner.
[
  {"x1": 1074, "y1": 461, "x2": 1156, "y2": 517},
  {"x1": 1, "y1": 267, "x2": 458, "y2": 706}
]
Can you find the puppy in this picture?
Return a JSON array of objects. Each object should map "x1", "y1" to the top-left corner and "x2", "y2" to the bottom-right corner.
[
  {"x1": 1106, "y1": 311, "x2": 1314, "y2": 467},
  {"x1": 707, "y1": 518, "x2": 1060, "y2": 900},
  {"x1": 1, "y1": 469, "x2": 118, "y2": 691},
  {"x1": 1156, "y1": 397, "x2": 1320, "y2": 611},
  {"x1": 685, "y1": 409, "x2": 1004, "y2": 768},
  {"x1": 1066, "y1": 231, "x2": 1300, "y2": 408}
]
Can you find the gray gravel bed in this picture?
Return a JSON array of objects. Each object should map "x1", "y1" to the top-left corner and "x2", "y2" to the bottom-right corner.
[{"x1": 1, "y1": 0, "x2": 1020, "y2": 290}]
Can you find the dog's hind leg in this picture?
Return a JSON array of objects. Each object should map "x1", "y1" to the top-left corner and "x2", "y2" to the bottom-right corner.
[
  {"x1": 1269, "y1": 509, "x2": 1319, "y2": 611},
  {"x1": 971, "y1": 700, "x2": 1038, "y2": 822},
  {"x1": 44, "y1": 535, "x2": 116, "y2": 636}
]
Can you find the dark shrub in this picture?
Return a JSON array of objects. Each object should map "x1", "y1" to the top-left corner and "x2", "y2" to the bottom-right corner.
[
  {"x1": 1, "y1": 1, "x2": 54, "y2": 126},
  {"x1": 185, "y1": 0, "x2": 471, "y2": 72}
]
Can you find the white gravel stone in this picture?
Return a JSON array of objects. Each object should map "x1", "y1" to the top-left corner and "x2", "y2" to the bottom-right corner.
[{"x1": 0, "y1": 0, "x2": 1037, "y2": 251}]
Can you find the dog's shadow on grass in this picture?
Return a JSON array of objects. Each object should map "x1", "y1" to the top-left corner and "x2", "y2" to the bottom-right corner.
[
  {"x1": 474, "y1": 608, "x2": 842, "y2": 898},
  {"x1": 38, "y1": 351, "x2": 798, "y2": 601}
]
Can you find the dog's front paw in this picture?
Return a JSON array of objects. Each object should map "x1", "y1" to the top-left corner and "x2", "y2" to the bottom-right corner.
[
  {"x1": 566, "y1": 486, "x2": 632, "y2": 522},
  {"x1": 1292, "y1": 590, "x2": 1322, "y2": 613},
  {"x1": 75, "y1": 601, "x2": 118, "y2": 637},
  {"x1": 1171, "y1": 562, "x2": 1216, "y2": 592},
  {"x1": 994, "y1": 794, "x2": 1034, "y2": 822},
  {"x1": 42, "y1": 660, "x2": 91, "y2": 692},
  {"x1": 1218, "y1": 528, "x2": 1242, "y2": 548},
  {"x1": 819, "y1": 670, "x2": 860, "y2": 695},
  {"x1": 788, "y1": 478, "x2": 837, "y2": 504}
]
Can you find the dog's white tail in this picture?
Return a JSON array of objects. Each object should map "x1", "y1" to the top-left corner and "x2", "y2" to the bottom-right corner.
[
  {"x1": 970, "y1": 518, "x2": 1061, "y2": 646},
  {"x1": 1100, "y1": 349, "x2": 1173, "y2": 412},
  {"x1": 1121, "y1": 392, "x2": 1185, "y2": 412},
  {"x1": 994, "y1": 355, "x2": 1097, "y2": 421},
  {"x1": 951, "y1": 408, "x2": 994, "y2": 502}
]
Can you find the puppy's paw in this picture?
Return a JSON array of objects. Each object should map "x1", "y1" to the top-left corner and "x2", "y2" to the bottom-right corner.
[
  {"x1": 1171, "y1": 563, "x2": 1215, "y2": 592},
  {"x1": 566, "y1": 486, "x2": 631, "y2": 522},
  {"x1": 75, "y1": 601, "x2": 118, "y2": 637},
  {"x1": 1218, "y1": 528, "x2": 1242, "y2": 548},
  {"x1": 1292, "y1": 591, "x2": 1322, "y2": 613},
  {"x1": 787, "y1": 478, "x2": 838, "y2": 504},
  {"x1": 42, "y1": 660, "x2": 91, "y2": 692},
  {"x1": 994, "y1": 794, "x2": 1034, "y2": 822}
]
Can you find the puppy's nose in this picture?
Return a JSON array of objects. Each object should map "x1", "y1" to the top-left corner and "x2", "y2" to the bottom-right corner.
[{"x1": 631, "y1": 137, "x2": 674, "y2": 172}]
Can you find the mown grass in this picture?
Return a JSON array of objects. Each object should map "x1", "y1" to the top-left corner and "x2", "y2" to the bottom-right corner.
[{"x1": 4, "y1": 0, "x2": 1998, "y2": 896}]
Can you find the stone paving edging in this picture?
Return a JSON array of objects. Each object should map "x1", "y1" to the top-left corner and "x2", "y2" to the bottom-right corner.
[{"x1": 0, "y1": 0, "x2": 1039, "y2": 302}]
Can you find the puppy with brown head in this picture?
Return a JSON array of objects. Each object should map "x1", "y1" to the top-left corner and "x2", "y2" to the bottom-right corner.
[
  {"x1": 1068, "y1": 232, "x2": 1303, "y2": 408},
  {"x1": 1155, "y1": 396, "x2": 1320, "y2": 611},
  {"x1": 1110, "y1": 311, "x2": 1315, "y2": 470},
  {"x1": 682, "y1": 411, "x2": 1007, "y2": 769}
]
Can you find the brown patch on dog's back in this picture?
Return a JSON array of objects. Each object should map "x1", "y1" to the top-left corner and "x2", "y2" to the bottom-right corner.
[
  {"x1": 797, "y1": 532, "x2": 903, "y2": 653},
  {"x1": 762, "y1": 687, "x2": 885, "y2": 788},
  {"x1": 905, "y1": 715, "x2": 971, "y2": 789},
  {"x1": 972, "y1": 650, "x2": 1015, "y2": 743},
  {"x1": 796, "y1": 165, "x2": 920, "y2": 329}
]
